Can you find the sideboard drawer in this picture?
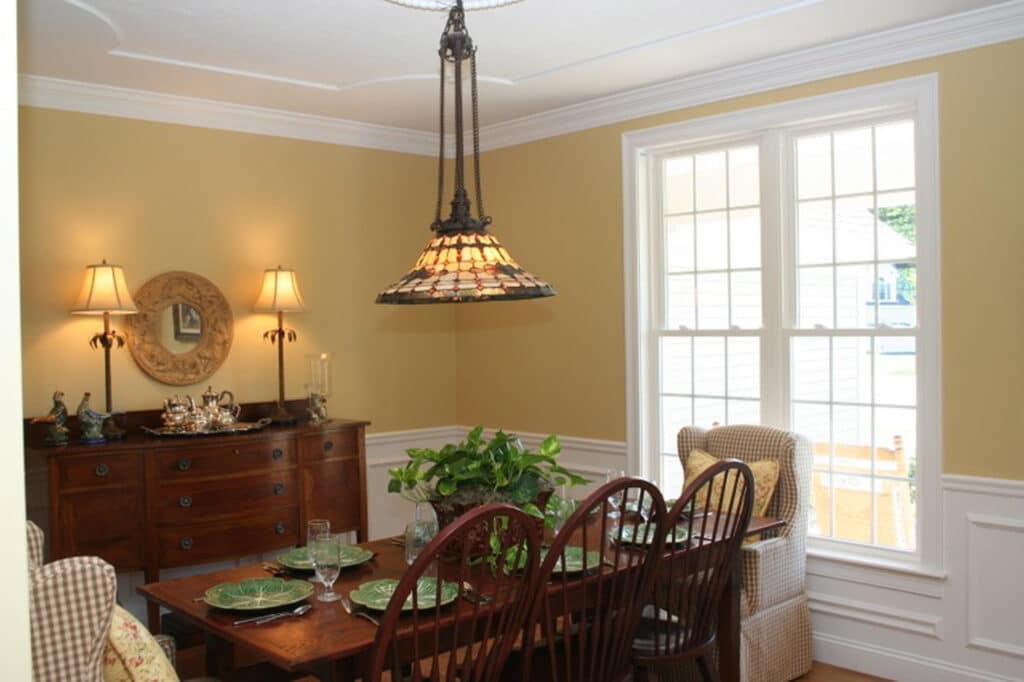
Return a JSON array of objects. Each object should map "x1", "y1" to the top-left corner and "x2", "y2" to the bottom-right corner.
[
  {"x1": 158, "y1": 510, "x2": 299, "y2": 568},
  {"x1": 299, "y1": 428, "x2": 358, "y2": 463},
  {"x1": 153, "y1": 439, "x2": 295, "y2": 480},
  {"x1": 59, "y1": 452, "x2": 140, "y2": 489},
  {"x1": 156, "y1": 471, "x2": 298, "y2": 524}
]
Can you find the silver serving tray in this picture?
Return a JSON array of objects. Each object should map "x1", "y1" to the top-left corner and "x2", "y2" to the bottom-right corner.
[{"x1": 141, "y1": 418, "x2": 272, "y2": 438}]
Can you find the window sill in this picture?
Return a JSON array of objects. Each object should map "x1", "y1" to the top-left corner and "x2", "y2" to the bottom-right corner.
[{"x1": 807, "y1": 547, "x2": 947, "y2": 598}]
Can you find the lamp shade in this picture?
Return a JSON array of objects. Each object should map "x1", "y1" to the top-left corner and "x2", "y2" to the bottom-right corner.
[
  {"x1": 70, "y1": 260, "x2": 137, "y2": 315},
  {"x1": 254, "y1": 266, "x2": 305, "y2": 312},
  {"x1": 376, "y1": 232, "x2": 554, "y2": 304}
]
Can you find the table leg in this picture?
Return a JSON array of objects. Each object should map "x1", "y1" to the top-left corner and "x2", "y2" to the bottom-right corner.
[
  {"x1": 145, "y1": 567, "x2": 161, "y2": 632},
  {"x1": 205, "y1": 632, "x2": 236, "y2": 680},
  {"x1": 718, "y1": 549, "x2": 742, "y2": 682}
]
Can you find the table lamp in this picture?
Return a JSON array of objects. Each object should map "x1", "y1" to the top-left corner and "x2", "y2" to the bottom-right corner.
[
  {"x1": 255, "y1": 265, "x2": 305, "y2": 425},
  {"x1": 70, "y1": 259, "x2": 138, "y2": 440}
]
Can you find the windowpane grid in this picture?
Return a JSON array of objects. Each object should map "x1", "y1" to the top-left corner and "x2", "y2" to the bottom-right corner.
[
  {"x1": 794, "y1": 119, "x2": 918, "y2": 551},
  {"x1": 657, "y1": 144, "x2": 764, "y2": 488},
  {"x1": 647, "y1": 106, "x2": 928, "y2": 559},
  {"x1": 662, "y1": 146, "x2": 762, "y2": 331}
]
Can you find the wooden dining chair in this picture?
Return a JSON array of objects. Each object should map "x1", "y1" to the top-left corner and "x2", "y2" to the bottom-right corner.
[
  {"x1": 516, "y1": 477, "x2": 668, "y2": 682},
  {"x1": 366, "y1": 503, "x2": 542, "y2": 682},
  {"x1": 631, "y1": 459, "x2": 755, "y2": 682}
]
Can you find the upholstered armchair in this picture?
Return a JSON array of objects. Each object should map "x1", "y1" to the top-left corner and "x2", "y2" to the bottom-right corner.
[
  {"x1": 678, "y1": 425, "x2": 813, "y2": 682},
  {"x1": 26, "y1": 520, "x2": 181, "y2": 682}
]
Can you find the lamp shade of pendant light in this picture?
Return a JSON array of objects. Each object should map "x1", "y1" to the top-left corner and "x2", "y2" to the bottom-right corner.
[{"x1": 376, "y1": 0, "x2": 554, "y2": 304}]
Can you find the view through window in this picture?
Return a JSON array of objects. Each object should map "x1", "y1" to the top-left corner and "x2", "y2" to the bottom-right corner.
[{"x1": 646, "y1": 102, "x2": 931, "y2": 555}]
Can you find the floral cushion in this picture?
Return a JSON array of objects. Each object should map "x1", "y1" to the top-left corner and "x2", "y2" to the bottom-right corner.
[
  {"x1": 103, "y1": 605, "x2": 180, "y2": 682},
  {"x1": 686, "y1": 449, "x2": 780, "y2": 543}
]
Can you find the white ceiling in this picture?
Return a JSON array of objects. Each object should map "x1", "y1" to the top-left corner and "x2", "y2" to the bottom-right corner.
[{"x1": 17, "y1": 0, "x2": 1012, "y2": 133}]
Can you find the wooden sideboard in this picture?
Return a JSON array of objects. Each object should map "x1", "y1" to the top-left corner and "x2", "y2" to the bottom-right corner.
[{"x1": 24, "y1": 402, "x2": 368, "y2": 630}]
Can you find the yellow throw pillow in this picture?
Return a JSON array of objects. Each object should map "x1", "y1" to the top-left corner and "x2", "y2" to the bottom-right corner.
[
  {"x1": 684, "y1": 449, "x2": 780, "y2": 543},
  {"x1": 103, "y1": 605, "x2": 180, "y2": 682}
]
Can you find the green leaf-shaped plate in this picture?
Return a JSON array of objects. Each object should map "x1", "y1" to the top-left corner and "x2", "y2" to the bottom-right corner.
[
  {"x1": 550, "y1": 546, "x2": 601, "y2": 574},
  {"x1": 277, "y1": 546, "x2": 374, "y2": 571},
  {"x1": 620, "y1": 523, "x2": 691, "y2": 546},
  {"x1": 203, "y1": 577, "x2": 314, "y2": 611},
  {"x1": 350, "y1": 578, "x2": 459, "y2": 612}
]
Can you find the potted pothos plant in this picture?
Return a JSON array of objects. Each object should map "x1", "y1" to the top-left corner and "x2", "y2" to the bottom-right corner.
[{"x1": 387, "y1": 426, "x2": 588, "y2": 530}]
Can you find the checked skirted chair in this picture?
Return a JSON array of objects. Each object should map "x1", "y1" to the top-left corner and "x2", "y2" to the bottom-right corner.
[
  {"x1": 678, "y1": 425, "x2": 813, "y2": 682},
  {"x1": 26, "y1": 520, "x2": 186, "y2": 682}
]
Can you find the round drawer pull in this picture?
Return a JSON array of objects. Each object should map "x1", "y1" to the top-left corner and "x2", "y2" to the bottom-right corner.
[
  {"x1": 232, "y1": 448, "x2": 240, "y2": 455},
  {"x1": 273, "y1": 483, "x2": 285, "y2": 496},
  {"x1": 275, "y1": 522, "x2": 287, "y2": 535},
  {"x1": 323, "y1": 440, "x2": 334, "y2": 452},
  {"x1": 272, "y1": 448, "x2": 284, "y2": 461},
  {"x1": 94, "y1": 463, "x2": 110, "y2": 477},
  {"x1": 177, "y1": 458, "x2": 192, "y2": 472},
  {"x1": 180, "y1": 537, "x2": 194, "y2": 551},
  {"x1": 179, "y1": 495, "x2": 193, "y2": 508}
]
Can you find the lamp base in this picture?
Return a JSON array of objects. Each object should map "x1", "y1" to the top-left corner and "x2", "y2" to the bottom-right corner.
[
  {"x1": 102, "y1": 417, "x2": 126, "y2": 440},
  {"x1": 268, "y1": 403, "x2": 298, "y2": 426}
]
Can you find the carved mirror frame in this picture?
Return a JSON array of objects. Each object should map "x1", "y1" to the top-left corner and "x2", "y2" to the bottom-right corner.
[{"x1": 126, "y1": 271, "x2": 234, "y2": 386}]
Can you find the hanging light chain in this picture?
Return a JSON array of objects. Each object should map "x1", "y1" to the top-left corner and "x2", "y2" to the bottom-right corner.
[
  {"x1": 471, "y1": 51, "x2": 489, "y2": 225},
  {"x1": 433, "y1": 55, "x2": 446, "y2": 230}
]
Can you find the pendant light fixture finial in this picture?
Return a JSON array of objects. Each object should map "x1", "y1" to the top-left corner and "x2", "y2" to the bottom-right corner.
[{"x1": 376, "y1": 2, "x2": 555, "y2": 304}]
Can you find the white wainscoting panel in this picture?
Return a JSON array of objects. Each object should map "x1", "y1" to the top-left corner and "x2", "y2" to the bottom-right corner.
[{"x1": 806, "y1": 474, "x2": 1024, "y2": 681}]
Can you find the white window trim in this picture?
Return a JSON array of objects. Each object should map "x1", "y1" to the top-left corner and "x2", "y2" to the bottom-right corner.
[{"x1": 623, "y1": 74, "x2": 942, "y2": 573}]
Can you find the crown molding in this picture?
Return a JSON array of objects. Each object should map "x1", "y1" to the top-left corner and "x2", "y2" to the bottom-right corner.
[
  {"x1": 18, "y1": 75, "x2": 439, "y2": 156},
  {"x1": 478, "y1": 0, "x2": 1024, "y2": 151},
  {"x1": 18, "y1": 1, "x2": 1024, "y2": 155}
]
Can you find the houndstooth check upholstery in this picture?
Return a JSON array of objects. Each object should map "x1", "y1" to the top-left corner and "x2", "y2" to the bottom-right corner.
[
  {"x1": 29, "y1": 553, "x2": 117, "y2": 681},
  {"x1": 678, "y1": 425, "x2": 813, "y2": 682}
]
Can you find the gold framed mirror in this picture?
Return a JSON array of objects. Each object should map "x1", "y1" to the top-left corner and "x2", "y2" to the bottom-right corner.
[{"x1": 126, "y1": 271, "x2": 233, "y2": 385}]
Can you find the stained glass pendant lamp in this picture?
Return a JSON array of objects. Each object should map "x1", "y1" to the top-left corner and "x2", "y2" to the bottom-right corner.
[{"x1": 376, "y1": 0, "x2": 555, "y2": 304}]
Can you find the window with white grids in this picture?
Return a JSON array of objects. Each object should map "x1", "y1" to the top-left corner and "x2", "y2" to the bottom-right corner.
[{"x1": 626, "y1": 77, "x2": 940, "y2": 565}]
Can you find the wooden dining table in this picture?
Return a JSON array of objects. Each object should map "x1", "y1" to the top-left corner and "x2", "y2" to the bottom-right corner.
[{"x1": 138, "y1": 515, "x2": 784, "y2": 681}]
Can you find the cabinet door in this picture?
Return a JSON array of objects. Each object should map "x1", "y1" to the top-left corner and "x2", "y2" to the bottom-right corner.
[
  {"x1": 57, "y1": 489, "x2": 145, "y2": 569},
  {"x1": 303, "y1": 455, "x2": 362, "y2": 534}
]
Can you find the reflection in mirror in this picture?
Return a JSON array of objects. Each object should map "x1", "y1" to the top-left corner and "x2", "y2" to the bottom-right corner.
[
  {"x1": 127, "y1": 271, "x2": 233, "y2": 386},
  {"x1": 160, "y1": 304, "x2": 202, "y2": 355}
]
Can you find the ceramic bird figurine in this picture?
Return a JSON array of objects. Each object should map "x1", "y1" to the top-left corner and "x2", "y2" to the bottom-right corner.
[
  {"x1": 30, "y1": 390, "x2": 70, "y2": 446},
  {"x1": 76, "y1": 392, "x2": 109, "y2": 444}
]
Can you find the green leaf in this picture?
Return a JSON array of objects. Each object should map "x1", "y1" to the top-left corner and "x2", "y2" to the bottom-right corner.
[
  {"x1": 387, "y1": 479, "x2": 402, "y2": 494},
  {"x1": 437, "y1": 478, "x2": 457, "y2": 497},
  {"x1": 522, "y1": 502, "x2": 543, "y2": 519},
  {"x1": 539, "y1": 434, "x2": 561, "y2": 456}
]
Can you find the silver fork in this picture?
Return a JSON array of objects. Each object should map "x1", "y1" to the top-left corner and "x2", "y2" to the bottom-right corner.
[{"x1": 339, "y1": 593, "x2": 380, "y2": 626}]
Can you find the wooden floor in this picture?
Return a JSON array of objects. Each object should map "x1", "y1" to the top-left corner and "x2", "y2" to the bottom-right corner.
[
  {"x1": 799, "y1": 662, "x2": 889, "y2": 681},
  {"x1": 177, "y1": 646, "x2": 887, "y2": 681}
]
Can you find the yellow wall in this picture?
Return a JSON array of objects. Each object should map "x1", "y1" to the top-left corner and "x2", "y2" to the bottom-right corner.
[
  {"x1": 19, "y1": 40, "x2": 1024, "y2": 478},
  {"x1": 455, "y1": 39, "x2": 1024, "y2": 481},
  {"x1": 19, "y1": 108, "x2": 456, "y2": 433}
]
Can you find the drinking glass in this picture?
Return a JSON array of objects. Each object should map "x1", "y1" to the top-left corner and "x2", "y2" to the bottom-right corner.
[
  {"x1": 306, "y1": 519, "x2": 330, "y2": 583},
  {"x1": 605, "y1": 469, "x2": 626, "y2": 510},
  {"x1": 636, "y1": 477, "x2": 655, "y2": 523},
  {"x1": 309, "y1": 532, "x2": 342, "y2": 602},
  {"x1": 551, "y1": 486, "x2": 576, "y2": 537},
  {"x1": 605, "y1": 470, "x2": 626, "y2": 542},
  {"x1": 404, "y1": 518, "x2": 438, "y2": 566}
]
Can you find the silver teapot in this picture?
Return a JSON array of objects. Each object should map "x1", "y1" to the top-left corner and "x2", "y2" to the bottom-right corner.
[
  {"x1": 201, "y1": 386, "x2": 241, "y2": 429},
  {"x1": 162, "y1": 395, "x2": 193, "y2": 429}
]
